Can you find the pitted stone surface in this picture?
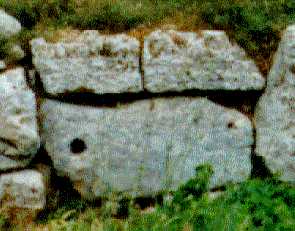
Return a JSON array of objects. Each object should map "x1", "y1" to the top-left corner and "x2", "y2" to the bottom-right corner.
[
  {"x1": 256, "y1": 85, "x2": 295, "y2": 182},
  {"x1": 255, "y1": 25, "x2": 295, "y2": 183},
  {"x1": 0, "y1": 10, "x2": 21, "y2": 38},
  {"x1": 143, "y1": 30, "x2": 265, "y2": 92},
  {"x1": 0, "y1": 170, "x2": 45, "y2": 210},
  {"x1": 267, "y1": 25, "x2": 295, "y2": 90},
  {"x1": 41, "y1": 98, "x2": 252, "y2": 199},
  {"x1": 31, "y1": 30, "x2": 141, "y2": 95},
  {"x1": 0, "y1": 68, "x2": 40, "y2": 170}
]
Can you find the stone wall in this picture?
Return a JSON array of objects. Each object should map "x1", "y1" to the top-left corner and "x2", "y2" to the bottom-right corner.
[{"x1": 0, "y1": 10, "x2": 294, "y2": 214}]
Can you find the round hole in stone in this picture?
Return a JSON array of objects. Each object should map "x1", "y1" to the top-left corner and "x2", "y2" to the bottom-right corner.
[
  {"x1": 70, "y1": 138, "x2": 87, "y2": 154},
  {"x1": 227, "y1": 121, "x2": 236, "y2": 129}
]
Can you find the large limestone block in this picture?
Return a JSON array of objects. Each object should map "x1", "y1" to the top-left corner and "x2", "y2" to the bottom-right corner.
[
  {"x1": 31, "y1": 31, "x2": 141, "y2": 95},
  {"x1": 0, "y1": 68, "x2": 40, "y2": 170},
  {"x1": 41, "y1": 98, "x2": 253, "y2": 199},
  {"x1": 143, "y1": 30, "x2": 265, "y2": 92},
  {"x1": 0, "y1": 10, "x2": 21, "y2": 38},
  {"x1": 0, "y1": 170, "x2": 46, "y2": 210},
  {"x1": 255, "y1": 25, "x2": 295, "y2": 183}
]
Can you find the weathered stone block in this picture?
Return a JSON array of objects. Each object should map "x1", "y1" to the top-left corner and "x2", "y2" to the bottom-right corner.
[
  {"x1": 255, "y1": 25, "x2": 295, "y2": 183},
  {"x1": 41, "y1": 98, "x2": 252, "y2": 199},
  {"x1": 0, "y1": 170, "x2": 46, "y2": 210},
  {"x1": 31, "y1": 31, "x2": 141, "y2": 95},
  {"x1": 0, "y1": 68, "x2": 40, "y2": 170},
  {"x1": 143, "y1": 30, "x2": 265, "y2": 92}
]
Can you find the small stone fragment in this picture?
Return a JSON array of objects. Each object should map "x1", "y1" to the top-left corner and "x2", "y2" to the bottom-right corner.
[{"x1": 0, "y1": 170, "x2": 46, "y2": 209}]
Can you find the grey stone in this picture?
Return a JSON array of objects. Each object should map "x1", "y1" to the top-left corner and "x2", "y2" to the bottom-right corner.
[
  {"x1": 0, "y1": 68, "x2": 40, "y2": 170},
  {"x1": 0, "y1": 10, "x2": 21, "y2": 38},
  {"x1": 0, "y1": 60, "x2": 6, "y2": 70},
  {"x1": 41, "y1": 98, "x2": 252, "y2": 199},
  {"x1": 266, "y1": 25, "x2": 295, "y2": 90},
  {"x1": 0, "y1": 170, "x2": 45, "y2": 210},
  {"x1": 255, "y1": 85, "x2": 295, "y2": 182},
  {"x1": 31, "y1": 30, "x2": 141, "y2": 96},
  {"x1": 143, "y1": 30, "x2": 265, "y2": 92},
  {"x1": 255, "y1": 26, "x2": 295, "y2": 183},
  {"x1": 255, "y1": 25, "x2": 295, "y2": 183}
]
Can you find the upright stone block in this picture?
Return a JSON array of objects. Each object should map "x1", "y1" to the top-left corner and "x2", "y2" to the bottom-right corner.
[
  {"x1": 0, "y1": 68, "x2": 40, "y2": 170},
  {"x1": 255, "y1": 25, "x2": 295, "y2": 183}
]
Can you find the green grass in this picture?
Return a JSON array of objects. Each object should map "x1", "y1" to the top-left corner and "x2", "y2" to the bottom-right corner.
[
  {"x1": 43, "y1": 167, "x2": 295, "y2": 231},
  {"x1": 3, "y1": 164, "x2": 294, "y2": 231}
]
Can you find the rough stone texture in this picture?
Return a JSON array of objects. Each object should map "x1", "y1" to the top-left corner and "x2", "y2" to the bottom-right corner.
[
  {"x1": 143, "y1": 30, "x2": 265, "y2": 92},
  {"x1": 31, "y1": 30, "x2": 141, "y2": 95},
  {"x1": 255, "y1": 25, "x2": 295, "y2": 183},
  {"x1": 0, "y1": 10, "x2": 21, "y2": 38},
  {"x1": 0, "y1": 170, "x2": 46, "y2": 210},
  {"x1": 0, "y1": 68, "x2": 40, "y2": 170},
  {"x1": 41, "y1": 98, "x2": 252, "y2": 199},
  {"x1": 0, "y1": 60, "x2": 6, "y2": 70},
  {"x1": 267, "y1": 25, "x2": 295, "y2": 90}
]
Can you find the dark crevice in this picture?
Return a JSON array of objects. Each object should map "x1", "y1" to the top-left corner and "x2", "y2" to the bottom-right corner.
[
  {"x1": 31, "y1": 146, "x2": 88, "y2": 222},
  {"x1": 0, "y1": 165, "x2": 31, "y2": 175},
  {"x1": 42, "y1": 89, "x2": 263, "y2": 117},
  {"x1": 210, "y1": 185, "x2": 227, "y2": 192},
  {"x1": 139, "y1": 39, "x2": 145, "y2": 91},
  {"x1": 250, "y1": 127, "x2": 273, "y2": 179},
  {"x1": 0, "y1": 137, "x2": 18, "y2": 150},
  {"x1": 0, "y1": 153, "x2": 30, "y2": 162},
  {"x1": 133, "y1": 196, "x2": 156, "y2": 210}
]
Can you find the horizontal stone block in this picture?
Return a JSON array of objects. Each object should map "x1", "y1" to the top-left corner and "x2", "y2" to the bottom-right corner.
[
  {"x1": 41, "y1": 98, "x2": 252, "y2": 199},
  {"x1": 31, "y1": 31, "x2": 142, "y2": 96},
  {"x1": 143, "y1": 30, "x2": 265, "y2": 92}
]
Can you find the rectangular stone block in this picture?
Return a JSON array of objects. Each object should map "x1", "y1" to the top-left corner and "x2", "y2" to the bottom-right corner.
[
  {"x1": 41, "y1": 98, "x2": 252, "y2": 199},
  {"x1": 31, "y1": 31, "x2": 142, "y2": 95},
  {"x1": 143, "y1": 30, "x2": 265, "y2": 92}
]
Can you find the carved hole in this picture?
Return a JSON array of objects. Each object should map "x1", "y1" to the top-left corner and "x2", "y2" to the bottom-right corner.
[
  {"x1": 227, "y1": 121, "x2": 236, "y2": 129},
  {"x1": 70, "y1": 138, "x2": 87, "y2": 154}
]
